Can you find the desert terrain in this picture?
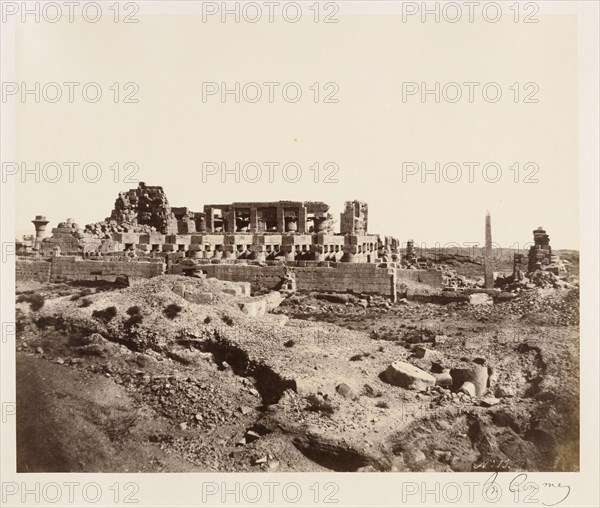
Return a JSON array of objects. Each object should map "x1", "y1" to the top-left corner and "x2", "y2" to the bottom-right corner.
[{"x1": 15, "y1": 251, "x2": 579, "y2": 473}]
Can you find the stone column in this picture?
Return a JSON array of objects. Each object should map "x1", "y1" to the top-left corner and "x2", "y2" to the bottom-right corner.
[
  {"x1": 227, "y1": 209, "x2": 236, "y2": 233},
  {"x1": 276, "y1": 207, "x2": 285, "y2": 233},
  {"x1": 298, "y1": 206, "x2": 307, "y2": 233},
  {"x1": 31, "y1": 215, "x2": 50, "y2": 251},
  {"x1": 249, "y1": 207, "x2": 258, "y2": 233}
]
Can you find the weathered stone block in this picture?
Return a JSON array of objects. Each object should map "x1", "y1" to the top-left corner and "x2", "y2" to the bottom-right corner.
[
  {"x1": 185, "y1": 291, "x2": 214, "y2": 304},
  {"x1": 383, "y1": 361, "x2": 436, "y2": 390}
]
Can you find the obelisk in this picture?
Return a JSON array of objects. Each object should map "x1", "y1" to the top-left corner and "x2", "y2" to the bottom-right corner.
[{"x1": 484, "y1": 211, "x2": 494, "y2": 288}]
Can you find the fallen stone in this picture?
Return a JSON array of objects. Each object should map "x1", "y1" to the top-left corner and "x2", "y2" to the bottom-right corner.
[
  {"x1": 171, "y1": 284, "x2": 186, "y2": 297},
  {"x1": 383, "y1": 361, "x2": 436, "y2": 391},
  {"x1": 185, "y1": 291, "x2": 214, "y2": 304},
  {"x1": 469, "y1": 293, "x2": 493, "y2": 306},
  {"x1": 451, "y1": 364, "x2": 489, "y2": 396},
  {"x1": 53, "y1": 357, "x2": 65, "y2": 364},
  {"x1": 36, "y1": 347, "x2": 44, "y2": 354},
  {"x1": 336, "y1": 383, "x2": 357, "y2": 400},
  {"x1": 480, "y1": 397, "x2": 501, "y2": 407},
  {"x1": 238, "y1": 299, "x2": 266, "y2": 317},
  {"x1": 496, "y1": 292, "x2": 516, "y2": 301},
  {"x1": 239, "y1": 406, "x2": 252, "y2": 415},
  {"x1": 459, "y1": 381, "x2": 476, "y2": 397},
  {"x1": 316, "y1": 293, "x2": 356, "y2": 304},
  {"x1": 253, "y1": 456, "x2": 268, "y2": 465},
  {"x1": 179, "y1": 422, "x2": 188, "y2": 430},
  {"x1": 245, "y1": 430, "x2": 261, "y2": 443},
  {"x1": 432, "y1": 372, "x2": 453, "y2": 387},
  {"x1": 413, "y1": 346, "x2": 438, "y2": 360}
]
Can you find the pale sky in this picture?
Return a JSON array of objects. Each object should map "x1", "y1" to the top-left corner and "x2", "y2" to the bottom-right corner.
[{"x1": 13, "y1": 6, "x2": 579, "y2": 250}]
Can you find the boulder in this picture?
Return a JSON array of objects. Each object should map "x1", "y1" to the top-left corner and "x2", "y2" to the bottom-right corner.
[
  {"x1": 336, "y1": 383, "x2": 357, "y2": 400},
  {"x1": 383, "y1": 361, "x2": 436, "y2": 390}
]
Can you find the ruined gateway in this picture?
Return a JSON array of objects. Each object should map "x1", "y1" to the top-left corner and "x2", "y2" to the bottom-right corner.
[{"x1": 15, "y1": 183, "x2": 579, "y2": 473}]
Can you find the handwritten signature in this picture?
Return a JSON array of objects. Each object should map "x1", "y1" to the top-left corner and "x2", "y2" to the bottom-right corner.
[{"x1": 482, "y1": 472, "x2": 571, "y2": 506}]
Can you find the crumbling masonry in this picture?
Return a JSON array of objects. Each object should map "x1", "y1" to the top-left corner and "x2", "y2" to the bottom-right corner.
[{"x1": 16, "y1": 183, "x2": 445, "y2": 298}]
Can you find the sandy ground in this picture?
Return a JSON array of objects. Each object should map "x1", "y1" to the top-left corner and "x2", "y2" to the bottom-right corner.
[{"x1": 15, "y1": 271, "x2": 579, "y2": 472}]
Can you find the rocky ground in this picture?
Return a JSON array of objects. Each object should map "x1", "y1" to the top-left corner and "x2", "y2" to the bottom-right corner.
[{"x1": 15, "y1": 268, "x2": 579, "y2": 473}]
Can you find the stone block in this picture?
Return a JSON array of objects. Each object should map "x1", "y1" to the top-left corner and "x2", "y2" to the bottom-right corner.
[
  {"x1": 185, "y1": 291, "x2": 214, "y2": 304},
  {"x1": 450, "y1": 365, "x2": 489, "y2": 396},
  {"x1": 383, "y1": 361, "x2": 436, "y2": 391},
  {"x1": 432, "y1": 372, "x2": 453, "y2": 387},
  {"x1": 469, "y1": 293, "x2": 493, "y2": 306},
  {"x1": 238, "y1": 299, "x2": 267, "y2": 317}
]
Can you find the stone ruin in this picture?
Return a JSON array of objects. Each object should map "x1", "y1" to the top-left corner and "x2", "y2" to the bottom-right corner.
[
  {"x1": 31, "y1": 182, "x2": 389, "y2": 263},
  {"x1": 85, "y1": 182, "x2": 179, "y2": 238},
  {"x1": 496, "y1": 226, "x2": 571, "y2": 291},
  {"x1": 528, "y1": 227, "x2": 552, "y2": 272}
]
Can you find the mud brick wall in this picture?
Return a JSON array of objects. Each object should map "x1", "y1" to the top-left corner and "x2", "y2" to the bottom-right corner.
[
  {"x1": 396, "y1": 269, "x2": 443, "y2": 288},
  {"x1": 49, "y1": 257, "x2": 165, "y2": 282},
  {"x1": 16, "y1": 260, "x2": 51, "y2": 282}
]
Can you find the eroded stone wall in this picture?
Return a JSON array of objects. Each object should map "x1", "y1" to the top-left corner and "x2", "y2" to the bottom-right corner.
[{"x1": 16, "y1": 260, "x2": 52, "y2": 282}]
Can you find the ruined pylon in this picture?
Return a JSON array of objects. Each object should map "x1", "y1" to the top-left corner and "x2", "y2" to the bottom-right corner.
[{"x1": 484, "y1": 211, "x2": 494, "y2": 288}]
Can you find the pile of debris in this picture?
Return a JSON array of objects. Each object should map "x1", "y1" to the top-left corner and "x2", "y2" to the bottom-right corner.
[
  {"x1": 382, "y1": 351, "x2": 502, "y2": 405},
  {"x1": 497, "y1": 269, "x2": 575, "y2": 292},
  {"x1": 441, "y1": 266, "x2": 479, "y2": 288}
]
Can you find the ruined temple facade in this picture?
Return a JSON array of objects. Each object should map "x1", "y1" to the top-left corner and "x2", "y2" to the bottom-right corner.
[
  {"x1": 37, "y1": 183, "x2": 386, "y2": 263},
  {"x1": 527, "y1": 227, "x2": 552, "y2": 272}
]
